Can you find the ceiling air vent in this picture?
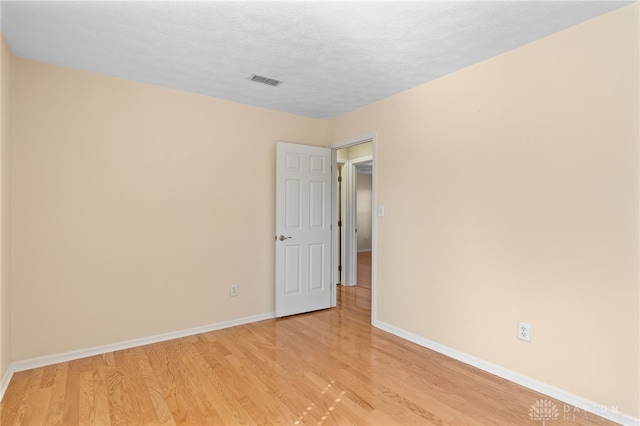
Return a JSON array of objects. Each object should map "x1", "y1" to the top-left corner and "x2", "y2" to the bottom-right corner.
[{"x1": 248, "y1": 74, "x2": 283, "y2": 87}]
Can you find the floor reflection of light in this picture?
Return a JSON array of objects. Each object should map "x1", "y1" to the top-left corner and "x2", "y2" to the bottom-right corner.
[{"x1": 293, "y1": 380, "x2": 346, "y2": 425}]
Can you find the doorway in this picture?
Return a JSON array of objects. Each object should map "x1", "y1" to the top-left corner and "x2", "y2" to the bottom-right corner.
[
  {"x1": 355, "y1": 161, "x2": 372, "y2": 289},
  {"x1": 331, "y1": 134, "x2": 377, "y2": 322},
  {"x1": 336, "y1": 149, "x2": 372, "y2": 287}
]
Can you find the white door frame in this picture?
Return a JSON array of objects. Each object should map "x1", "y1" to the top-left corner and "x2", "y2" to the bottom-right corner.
[
  {"x1": 337, "y1": 159, "x2": 347, "y2": 286},
  {"x1": 330, "y1": 133, "x2": 377, "y2": 323}
]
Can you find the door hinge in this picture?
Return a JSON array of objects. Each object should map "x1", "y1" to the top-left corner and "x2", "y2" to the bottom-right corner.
[
  {"x1": 338, "y1": 221, "x2": 342, "y2": 227},
  {"x1": 338, "y1": 176, "x2": 342, "y2": 183},
  {"x1": 338, "y1": 265, "x2": 342, "y2": 272}
]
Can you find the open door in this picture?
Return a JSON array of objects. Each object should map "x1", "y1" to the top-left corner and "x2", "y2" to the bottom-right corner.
[{"x1": 275, "y1": 142, "x2": 332, "y2": 317}]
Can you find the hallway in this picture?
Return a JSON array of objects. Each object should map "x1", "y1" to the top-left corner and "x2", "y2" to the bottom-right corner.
[{"x1": 357, "y1": 251, "x2": 371, "y2": 288}]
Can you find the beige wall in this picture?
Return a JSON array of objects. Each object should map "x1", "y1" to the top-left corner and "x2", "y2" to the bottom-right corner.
[
  {"x1": 346, "y1": 142, "x2": 372, "y2": 160},
  {"x1": 337, "y1": 147, "x2": 348, "y2": 162},
  {"x1": 337, "y1": 141, "x2": 373, "y2": 161},
  {"x1": 11, "y1": 58, "x2": 326, "y2": 360},
  {"x1": 0, "y1": 34, "x2": 13, "y2": 381},
  {"x1": 329, "y1": 4, "x2": 639, "y2": 418},
  {"x1": 356, "y1": 173, "x2": 372, "y2": 251}
]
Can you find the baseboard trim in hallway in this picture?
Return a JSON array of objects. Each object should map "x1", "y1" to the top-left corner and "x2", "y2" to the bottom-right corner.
[{"x1": 373, "y1": 320, "x2": 639, "y2": 426}]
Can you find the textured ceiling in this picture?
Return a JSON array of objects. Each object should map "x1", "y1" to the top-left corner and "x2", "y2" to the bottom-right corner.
[{"x1": 1, "y1": 1, "x2": 632, "y2": 120}]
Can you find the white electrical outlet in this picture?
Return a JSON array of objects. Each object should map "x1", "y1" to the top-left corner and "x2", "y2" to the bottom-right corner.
[
  {"x1": 518, "y1": 321, "x2": 531, "y2": 342},
  {"x1": 230, "y1": 284, "x2": 238, "y2": 297}
]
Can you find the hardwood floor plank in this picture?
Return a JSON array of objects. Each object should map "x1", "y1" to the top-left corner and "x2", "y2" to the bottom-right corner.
[
  {"x1": 77, "y1": 367, "x2": 93, "y2": 425},
  {"x1": 42, "y1": 363, "x2": 68, "y2": 426},
  {"x1": 162, "y1": 337, "x2": 221, "y2": 425},
  {"x1": 21, "y1": 387, "x2": 52, "y2": 426},
  {"x1": 0, "y1": 286, "x2": 621, "y2": 425},
  {"x1": 192, "y1": 335, "x2": 294, "y2": 424},
  {"x1": 91, "y1": 355, "x2": 112, "y2": 425},
  {"x1": 357, "y1": 251, "x2": 372, "y2": 288},
  {"x1": 39, "y1": 364, "x2": 59, "y2": 389},
  {"x1": 174, "y1": 336, "x2": 252, "y2": 425},
  {"x1": 61, "y1": 360, "x2": 82, "y2": 425},
  {"x1": 103, "y1": 351, "x2": 128, "y2": 426},
  {"x1": 135, "y1": 346, "x2": 175, "y2": 426},
  {"x1": 141, "y1": 345, "x2": 176, "y2": 423},
  {"x1": 12, "y1": 368, "x2": 45, "y2": 426},
  {"x1": 114, "y1": 348, "x2": 158, "y2": 425},
  {"x1": 1, "y1": 370, "x2": 33, "y2": 425}
]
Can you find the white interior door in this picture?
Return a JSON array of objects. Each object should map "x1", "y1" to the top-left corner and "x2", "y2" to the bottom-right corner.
[{"x1": 275, "y1": 142, "x2": 332, "y2": 317}]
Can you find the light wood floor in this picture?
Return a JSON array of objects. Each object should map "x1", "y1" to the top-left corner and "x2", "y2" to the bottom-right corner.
[
  {"x1": 357, "y1": 251, "x2": 371, "y2": 289},
  {"x1": 1, "y1": 286, "x2": 616, "y2": 425}
]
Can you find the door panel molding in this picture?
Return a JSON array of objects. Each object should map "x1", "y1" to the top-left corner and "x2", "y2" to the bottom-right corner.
[{"x1": 276, "y1": 142, "x2": 332, "y2": 317}]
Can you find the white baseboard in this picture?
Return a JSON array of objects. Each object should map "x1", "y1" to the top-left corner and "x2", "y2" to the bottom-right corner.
[
  {"x1": 1, "y1": 311, "x2": 275, "y2": 400},
  {"x1": 373, "y1": 320, "x2": 639, "y2": 426},
  {"x1": 0, "y1": 363, "x2": 15, "y2": 402},
  {"x1": 357, "y1": 249, "x2": 372, "y2": 253}
]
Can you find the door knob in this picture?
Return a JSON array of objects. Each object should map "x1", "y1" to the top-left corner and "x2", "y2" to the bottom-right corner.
[{"x1": 278, "y1": 235, "x2": 292, "y2": 241}]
